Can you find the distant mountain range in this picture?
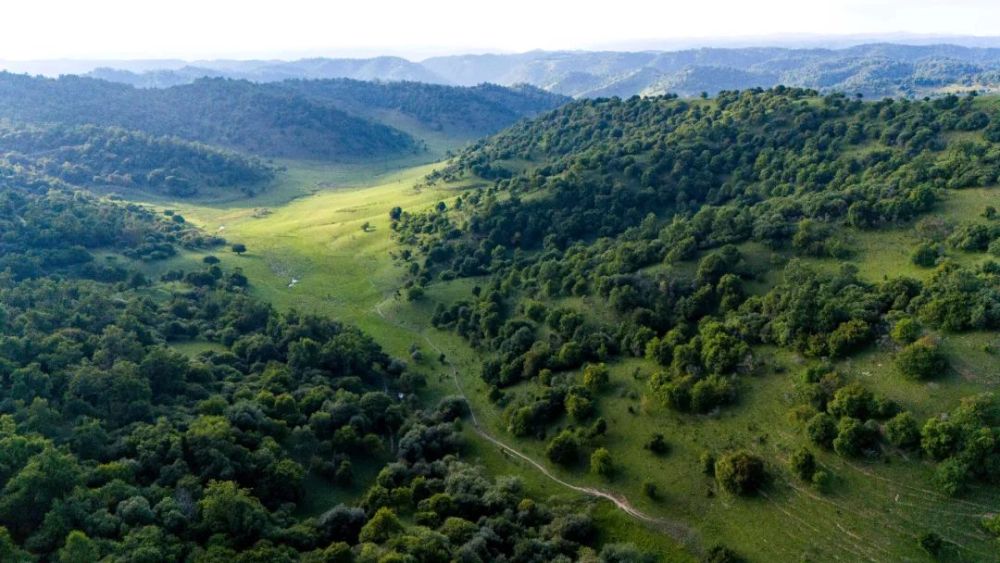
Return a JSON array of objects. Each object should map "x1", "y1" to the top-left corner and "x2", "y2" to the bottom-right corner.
[{"x1": 28, "y1": 43, "x2": 1000, "y2": 99}]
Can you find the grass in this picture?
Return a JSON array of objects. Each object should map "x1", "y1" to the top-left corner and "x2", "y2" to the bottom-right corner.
[{"x1": 120, "y1": 159, "x2": 1000, "y2": 562}]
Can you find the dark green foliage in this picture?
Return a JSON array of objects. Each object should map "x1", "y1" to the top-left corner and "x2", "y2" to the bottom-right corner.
[
  {"x1": 789, "y1": 448, "x2": 817, "y2": 481},
  {"x1": 0, "y1": 124, "x2": 274, "y2": 197},
  {"x1": 807, "y1": 413, "x2": 839, "y2": 449},
  {"x1": 546, "y1": 430, "x2": 580, "y2": 466},
  {"x1": 911, "y1": 243, "x2": 941, "y2": 267},
  {"x1": 590, "y1": 447, "x2": 614, "y2": 478},
  {"x1": 895, "y1": 338, "x2": 948, "y2": 380},
  {"x1": 885, "y1": 412, "x2": 921, "y2": 449},
  {"x1": 917, "y1": 532, "x2": 944, "y2": 556},
  {"x1": 644, "y1": 433, "x2": 670, "y2": 455},
  {"x1": 0, "y1": 73, "x2": 417, "y2": 160},
  {"x1": 714, "y1": 451, "x2": 768, "y2": 496}
]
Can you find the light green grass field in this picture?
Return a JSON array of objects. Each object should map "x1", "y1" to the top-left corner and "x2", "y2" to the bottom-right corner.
[{"x1": 125, "y1": 160, "x2": 1000, "y2": 562}]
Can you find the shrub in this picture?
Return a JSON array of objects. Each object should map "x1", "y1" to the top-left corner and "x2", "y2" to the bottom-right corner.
[
  {"x1": 806, "y1": 413, "x2": 838, "y2": 449},
  {"x1": 789, "y1": 448, "x2": 816, "y2": 481},
  {"x1": 896, "y1": 338, "x2": 947, "y2": 380},
  {"x1": 884, "y1": 411, "x2": 920, "y2": 449},
  {"x1": 644, "y1": 433, "x2": 670, "y2": 455},
  {"x1": 911, "y1": 243, "x2": 939, "y2": 267},
  {"x1": 546, "y1": 430, "x2": 579, "y2": 466},
  {"x1": 715, "y1": 451, "x2": 767, "y2": 496},
  {"x1": 890, "y1": 317, "x2": 921, "y2": 344},
  {"x1": 590, "y1": 447, "x2": 614, "y2": 478},
  {"x1": 641, "y1": 480, "x2": 658, "y2": 499}
]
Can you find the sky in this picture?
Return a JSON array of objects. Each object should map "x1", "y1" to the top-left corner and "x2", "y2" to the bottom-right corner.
[{"x1": 1, "y1": 0, "x2": 999, "y2": 60}]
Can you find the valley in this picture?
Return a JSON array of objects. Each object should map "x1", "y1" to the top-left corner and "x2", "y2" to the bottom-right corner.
[{"x1": 132, "y1": 141, "x2": 1000, "y2": 560}]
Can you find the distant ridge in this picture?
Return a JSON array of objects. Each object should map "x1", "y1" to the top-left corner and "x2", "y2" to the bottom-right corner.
[{"x1": 28, "y1": 43, "x2": 1000, "y2": 99}]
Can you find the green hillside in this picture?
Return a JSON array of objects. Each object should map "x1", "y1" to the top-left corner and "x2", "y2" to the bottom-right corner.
[
  {"x1": 0, "y1": 124, "x2": 275, "y2": 197},
  {"x1": 388, "y1": 88, "x2": 1000, "y2": 559},
  {"x1": 0, "y1": 73, "x2": 420, "y2": 160}
]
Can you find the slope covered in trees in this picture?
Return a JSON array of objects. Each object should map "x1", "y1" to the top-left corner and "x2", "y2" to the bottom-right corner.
[
  {"x1": 0, "y1": 74, "x2": 419, "y2": 160},
  {"x1": 394, "y1": 88, "x2": 1000, "y2": 512},
  {"x1": 276, "y1": 79, "x2": 569, "y2": 138},
  {"x1": 0, "y1": 124, "x2": 275, "y2": 197},
  {"x1": 0, "y1": 161, "x2": 652, "y2": 560},
  {"x1": 0, "y1": 73, "x2": 569, "y2": 163}
]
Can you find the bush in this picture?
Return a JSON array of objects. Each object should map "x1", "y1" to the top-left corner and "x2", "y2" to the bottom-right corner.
[
  {"x1": 884, "y1": 411, "x2": 920, "y2": 449},
  {"x1": 890, "y1": 317, "x2": 921, "y2": 344},
  {"x1": 789, "y1": 448, "x2": 816, "y2": 481},
  {"x1": 806, "y1": 413, "x2": 838, "y2": 449},
  {"x1": 714, "y1": 451, "x2": 767, "y2": 496},
  {"x1": 933, "y1": 458, "x2": 968, "y2": 496},
  {"x1": 911, "y1": 243, "x2": 939, "y2": 267},
  {"x1": 590, "y1": 447, "x2": 614, "y2": 478},
  {"x1": 546, "y1": 430, "x2": 579, "y2": 466},
  {"x1": 896, "y1": 338, "x2": 947, "y2": 380},
  {"x1": 641, "y1": 480, "x2": 658, "y2": 499},
  {"x1": 811, "y1": 470, "x2": 832, "y2": 493},
  {"x1": 644, "y1": 433, "x2": 670, "y2": 455},
  {"x1": 917, "y1": 532, "x2": 944, "y2": 557},
  {"x1": 832, "y1": 417, "x2": 878, "y2": 457}
]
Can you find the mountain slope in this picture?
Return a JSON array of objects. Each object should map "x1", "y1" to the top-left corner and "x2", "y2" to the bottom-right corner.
[
  {"x1": 0, "y1": 123, "x2": 275, "y2": 197},
  {"x1": 392, "y1": 89, "x2": 1000, "y2": 559},
  {"x1": 0, "y1": 73, "x2": 419, "y2": 160}
]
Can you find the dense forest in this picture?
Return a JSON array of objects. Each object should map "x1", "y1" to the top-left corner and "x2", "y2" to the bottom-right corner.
[
  {"x1": 0, "y1": 169, "x2": 650, "y2": 561},
  {"x1": 0, "y1": 124, "x2": 275, "y2": 197},
  {"x1": 395, "y1": 88, "x2": 1000, "y2": 499},
  {"x1": 275, "y1": 80, "x2": 568, "y2": 138},
  {"x1": 0, "y1": 73, "x2": 568, "y2": 161},
  {"x1": 0, "y1": 73, "x2": 419, "y2": 160}
]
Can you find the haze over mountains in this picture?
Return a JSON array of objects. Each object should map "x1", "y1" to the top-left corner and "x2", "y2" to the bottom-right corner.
[{"x1": 5, "y1": 42, "x2": 1000, "y2": 99}]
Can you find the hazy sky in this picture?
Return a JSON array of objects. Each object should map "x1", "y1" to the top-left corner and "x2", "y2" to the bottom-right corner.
[{"x1": 2, "y1": 0, "x2": 999, "y2": 60}]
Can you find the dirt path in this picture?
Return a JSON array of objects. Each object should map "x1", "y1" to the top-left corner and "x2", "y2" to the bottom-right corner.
[{"x1": 372, "y1": 299, "x2": 697, "y2": 547}]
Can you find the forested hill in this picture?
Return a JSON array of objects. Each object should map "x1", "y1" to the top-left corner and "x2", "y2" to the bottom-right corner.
[
  {"x1": 0, "y1": 73, "x2": 569, "y2": 161},
  {"x1": 0, "y1": 73, "x2": 418, "y2": 160},
  {"x1": 274, "y1": 79, "x2": 569, "y2": 138},
  {"x1": 0, "y1": 124, "x2": 275, "y2": 197},
  {"x1": 0, "y1": 168, "x2": 650, "y2": 560},
  {"x1": 395, "y1": 88, "x2": 1000, "y2": 518}
]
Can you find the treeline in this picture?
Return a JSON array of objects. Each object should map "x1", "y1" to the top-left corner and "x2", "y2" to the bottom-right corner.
[
  {"x1": 0, "y1": 124, "x2": 275, "y2": 197},
  {"x1": 0, "y1": 73, "x2": 419, "y2": 160}
]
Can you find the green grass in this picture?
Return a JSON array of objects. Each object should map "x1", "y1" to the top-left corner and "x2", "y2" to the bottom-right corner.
[{"x1": 117, "y1": 161, "x2": 1000, "y2": 561}]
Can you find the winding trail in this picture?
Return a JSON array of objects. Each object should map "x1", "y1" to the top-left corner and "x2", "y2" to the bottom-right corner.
[{"x1": 374, "y1": 299, "x2": 697, "y2": 548}]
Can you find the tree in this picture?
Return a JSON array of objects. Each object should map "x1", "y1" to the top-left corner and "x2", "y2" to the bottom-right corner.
[
  {"x1": 884, "y1": 411, "x2": 920, "y2": 449},
  {"x1": 714, "y1": 451, "x2": 767, "y2": 496},
  {"x1": 198, "y1": 481, "x2": 269, "y2": 547},
  {"x1": 644, "y1": 433, "x2": 670, "y2": 455},
  {"x1": 590, "y1": 448, "x2": 614, "y2": 478},
  {"x1": 917, "y1": 532, "x2": 944, "y2": 557},
  {"x1": 896, "y1": 338, "x2": 947, "y2": 380},
  {"x1": 389, "y1": 206, "x2": 403, "y2": 221},
  {"x1": 57, "y1": 531, "x2": 99, "y2": 563},
  {"x1": 890, "y1": 317, "x2": 921, "y2": 344},
  {"x1": 911, "y1": 243, "x2": 939, "y2": 267},
  {"x1": 583, "y1": 363, "x2": 610, "y2": 392},
  {"x1": 806, "y1": 413, "x2": 838, "y2": 449},
  {"x1": 231, "y1": 243, "x2": 247, "y2": 255},
  {"x1": 789, "y1": 448, "x2": 816, "y2": 481},
  {"x1": 546, "y1": 430, "x2": 579, "y2": 466},
  {"x1": 361, "y1": 221, "x2": 371, "y2": 232},
  {"x1": 359, "y1": 506, "x2": 402, "y2": 543}
]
